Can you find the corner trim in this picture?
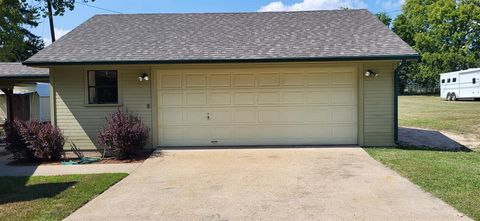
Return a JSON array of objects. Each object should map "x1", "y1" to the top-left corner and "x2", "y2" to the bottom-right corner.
[{"x1": 394, "y1": 59, "x2": 407, "y2": 143}]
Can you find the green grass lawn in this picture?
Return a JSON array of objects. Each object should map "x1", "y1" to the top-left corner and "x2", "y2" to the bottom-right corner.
[
  {"x1": 399, "y1": 95, "x2": 480, "y2": 136},
  {"x1": 366, "y1": 148, "x2": 480, "y2": 220},
  {"x1": 0, "y1": 173, "x2": 127, "y2": 221}
]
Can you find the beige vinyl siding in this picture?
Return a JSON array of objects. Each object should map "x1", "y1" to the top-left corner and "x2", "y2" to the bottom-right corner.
[
  {"x1": 51, "y1": 66, "x2": 153, "y2": 150},
  {"x1": 362, "y1": 62, "x2": 396, "y2": 146}
]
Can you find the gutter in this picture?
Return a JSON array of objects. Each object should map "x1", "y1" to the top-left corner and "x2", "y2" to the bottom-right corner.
[
  {"x1": 394, "y1": 59, "x2": 407, "y2": 144},
  {"x1": 23, "y1": 54, "x2": 421, "y2": 66}
]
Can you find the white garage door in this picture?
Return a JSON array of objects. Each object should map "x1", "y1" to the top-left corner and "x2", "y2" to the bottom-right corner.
[{"x1": 156, "y1": 66, "x2": 357, "y2": 146}]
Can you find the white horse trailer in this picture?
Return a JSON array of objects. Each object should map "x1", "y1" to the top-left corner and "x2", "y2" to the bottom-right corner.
[{"x1": 440, "y1": 68, "x2": 480, "y2": 101}]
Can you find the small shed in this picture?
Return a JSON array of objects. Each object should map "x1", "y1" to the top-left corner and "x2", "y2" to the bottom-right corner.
[{"x1": 0, "y1": 63, "x2": 49, "y2": 123}]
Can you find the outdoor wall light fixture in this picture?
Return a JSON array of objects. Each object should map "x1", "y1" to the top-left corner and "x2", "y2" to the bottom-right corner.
[
  {"x1": 364, "y1": 69, "x2": 378, "y2": 77},
  {"x1": 138, "y1": 73, "x2": 149, "y2": 81}
]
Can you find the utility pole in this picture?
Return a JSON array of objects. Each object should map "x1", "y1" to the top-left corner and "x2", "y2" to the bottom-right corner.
[{"x1": 47, "y1": 0, "x2": 56, "y2": 42}]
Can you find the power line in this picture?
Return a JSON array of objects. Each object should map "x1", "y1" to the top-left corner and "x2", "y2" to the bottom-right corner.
[{"x1": 75, "y1": 2, "x2": 122, "y2": 14}]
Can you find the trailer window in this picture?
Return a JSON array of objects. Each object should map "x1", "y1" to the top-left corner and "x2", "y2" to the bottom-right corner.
[
  {"x1": 473, "y1": 78, "x2": 477, "y2": 84},
  {"x1": 452, "y1": 78, "x2": 457, "y2": 82},
  {"x1": 441, "y1": 79, "x2": 445, "y2": 84},
  {"x1": 447, "y1": 78, "x2": 451, "y2": 83}
]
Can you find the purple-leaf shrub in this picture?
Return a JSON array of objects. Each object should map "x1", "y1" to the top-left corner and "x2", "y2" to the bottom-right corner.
[
  {"x1": 24, "y1": 122, "x2": 65, "y2": 161},
  {"x1": 97, "y1": 109, "x2": 150, "y2": 159},
  {"x1": 18, "y1": 121, "x2": 65, "y2": 161},
  {"x1": 3, "y1": 120, "x2": 33, "y2": 160},
  {"x1": 3, "y1": 120, "x2": 65, "y2": 161}
]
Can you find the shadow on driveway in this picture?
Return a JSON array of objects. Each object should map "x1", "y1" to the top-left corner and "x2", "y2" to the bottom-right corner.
[{"x1": 399, "y1": 127, "x2": 471, "y2": 152}]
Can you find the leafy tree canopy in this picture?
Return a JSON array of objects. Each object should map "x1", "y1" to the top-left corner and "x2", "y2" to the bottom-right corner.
[
  {"x1": 393, "y1": 0, "x2": 480, "y2": 90},
  {"x1": 32, "y1": 0, "x2": 93, "y2": 17},
  {"x1": 0, "y1": 0, "x2": 44, "y2": 62},
  {"x1": 375, "y1": 12, "x2": 392, "y2": 27}
]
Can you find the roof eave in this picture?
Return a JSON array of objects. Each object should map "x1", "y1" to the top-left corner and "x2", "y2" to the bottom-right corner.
[{"x1": 23, "y1": 54, "x2": 421, "y2": 67}]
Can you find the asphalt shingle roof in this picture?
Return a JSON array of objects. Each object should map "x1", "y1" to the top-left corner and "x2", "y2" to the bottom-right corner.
[
  {"x1": 24, "y1": 9, "x2": 418, "y2": 65},
  {"x1": 0, "y1": 63, "x2": 48, "y2": 77}
]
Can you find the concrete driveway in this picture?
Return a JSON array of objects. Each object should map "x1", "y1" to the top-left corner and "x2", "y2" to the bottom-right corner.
[{"x1": 65, "y1": 147, "x2": 469, "y2": 221}]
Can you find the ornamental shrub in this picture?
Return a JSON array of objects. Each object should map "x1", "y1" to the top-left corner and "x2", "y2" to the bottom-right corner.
[
  {"x1": 3, "y1": 120, "x2": 65, "y2": 161},
  {"x1": 21, "y1": 122, "x2": 65, "y2": 161},
  {"x1": 97, "y1": 109, "x2": 150, "y2": 159},
  {"x1": 3, "y1": 120, "x2": 33, "y2": 160}
]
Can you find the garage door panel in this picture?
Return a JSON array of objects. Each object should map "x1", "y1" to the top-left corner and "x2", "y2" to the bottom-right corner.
[
  {"x1": 233, "y1": 126, "x2": 258, "y2": 139},
  {"x1": 332, "y1": 89, "x2": 355, "y2": 105},
  {"x1": 281, "y1": 108, "x2": 305, "y2": 122},
  {"x1": 208, "y1": 74, "x2": 231, "y2": 87},
  {"x1": 233, "y1": 74, "x2": 255, "y2": 87},
  {"x1": 257, "y1": 73, "x2": 280, "y2": 86},
  {"x1": 258, "y1": 109, "x2": 280, "y2": 123},
  {"x1": 162, "y1": 127, "x2": 184, "y2": 140},
  {"x1": 233, "y1": 92, "x2": 256, "y2": 105},
  {"x1": 258, "y1": 92, "x2": 280, "y2": 104},
  {"x1": 209, "y1": 92, "x2": 231, "y2": 105},
  {"x1": 306, "y1": 72, "x2": 330, "y2": 86},
  {"x1": 209, "y1": 126, "x2": 232, "y2": 140},
  {"x1": 185, "y1": 126, "x2": 209, "y2": 139},
  {"x1": 185, "y1": 110, "x2": 208, "y2": 124},
  {"x1": 233, "y1": 109, "x2": 257, "y2": 123},
  {"x1": 281, "y1": 73, "x2": 305, "y2": 86},
  {"x1": 332, "y1": 108, "x2": 356, "y2": 123},
  {"x1": 185, "y1": 74, "x2": 207, "y2": 88},
  {"x1": 185, "y1": 92, "x2": 207, "y2": 105},
  {"x1": 209, "y1": 109, "x2": 232, "y2": 124},
  {"x1": 159, "y1": 93, "x2": 183, "y2": 106},
  {"x1": 332, "y1": 72, "x2": 355, "y2": 85},
  {"x1": 281, "y1": 91, "x2": 304, "y2": 104},
  {"x1": 304, "y1": 126, "x2": 332, "y2": 138},
  {"x1": 157, "y1": 67, "x2": 357, "y2": 146},
  {"x1": 162, "y1": 109, "x2": 183, "y2": 125},
  {"x1": 306, "y1": 90, "x2": 331, "y2": 104},
  {"x1": 160, "y1": 74, "x2": 182, "y2": 88}
]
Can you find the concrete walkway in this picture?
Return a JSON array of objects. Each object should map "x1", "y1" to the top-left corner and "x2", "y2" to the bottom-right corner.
[
  {"x1": 0, "y1": 155, "x2": 141, "y2": 176},
  {"x1": 65, "y1": 147, "x2": 470, "y2": 221}
]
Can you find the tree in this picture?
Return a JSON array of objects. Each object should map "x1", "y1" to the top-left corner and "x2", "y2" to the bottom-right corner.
[
  {"x1": 375, "y1": 12, "x2": 392, "y2": 27},
  {"x1": 393, "y1": 0, "x2": 480, "y2": 93},
  {"x1": 0, "y1": 0, "x2": 44, "y2": 62},
  {"x1": 32, "y1": 0, "x2": 94, "y2": 42}
]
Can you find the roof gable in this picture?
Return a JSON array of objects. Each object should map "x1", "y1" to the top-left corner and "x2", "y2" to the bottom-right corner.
[{"x1": 25, "y1": 10, "x2": 418, "y2": 65}]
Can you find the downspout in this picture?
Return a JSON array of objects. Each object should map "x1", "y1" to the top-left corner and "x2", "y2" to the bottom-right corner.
[{"x1": 394, "y1": 59, "x2": 407, "y2": 144}]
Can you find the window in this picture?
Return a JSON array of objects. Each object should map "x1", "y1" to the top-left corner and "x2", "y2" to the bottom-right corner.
[
  {"x1": 473, "y1": 78, "x2": 477, "y2": 84},
  {"x1": 452, "y1": 78, "x2": 457, "y2": 82},
  {"x1": 441, "y1": 79, "x2": 445, "y2": 84},
  {"x1": 87, "y1": 70, "x2": 118, "y2": 104},
  {"x1": 447, "y1": 78, "x2": 451, "y2": 83}
]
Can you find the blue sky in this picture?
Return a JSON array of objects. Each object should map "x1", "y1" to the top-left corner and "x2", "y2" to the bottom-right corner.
[{"x1": 30, "y1": 0, "x2": 404, "y2": 45}]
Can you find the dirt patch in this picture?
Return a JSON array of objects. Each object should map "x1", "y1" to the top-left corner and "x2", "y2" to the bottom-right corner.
[{"x1": 5, "y1": 150, "x2": 153, "y2": 166}]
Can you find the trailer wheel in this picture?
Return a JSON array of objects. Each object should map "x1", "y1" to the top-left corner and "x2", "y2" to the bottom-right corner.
[
  {"x1": 451, "y1": 93, "x2": 457, "y2": 101},
  {"x1": 446, "y1": 93, "x2": 451, "y2": 101}
]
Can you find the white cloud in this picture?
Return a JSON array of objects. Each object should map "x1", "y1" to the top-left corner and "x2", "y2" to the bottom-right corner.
[
  {"x1": 378, "y1": 0, "x2": 404, "y2": 11},
  {"x1": 42, "y1": 28, "x2": 71, "y2": 46},
  {"x1": 258, "y1": 0, "x2": 367, "y2": 12}
]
